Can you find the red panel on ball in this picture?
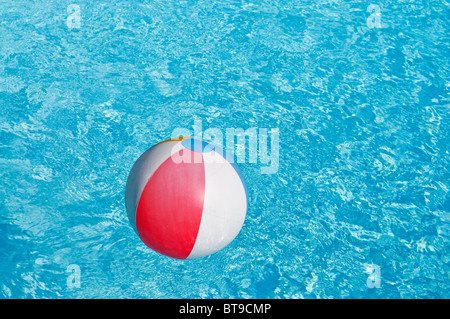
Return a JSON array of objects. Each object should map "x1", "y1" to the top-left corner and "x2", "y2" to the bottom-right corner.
[{"x1": 135, "y1": 149, "x2": 205, "y2": 259}]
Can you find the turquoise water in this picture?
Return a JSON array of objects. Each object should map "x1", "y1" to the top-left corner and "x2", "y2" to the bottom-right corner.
[{"x1": 1, "y1": 0, "x2": 449, "y2": 299}]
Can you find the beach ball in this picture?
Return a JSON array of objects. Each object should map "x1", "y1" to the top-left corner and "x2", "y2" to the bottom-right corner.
[{"x1": 125, "y1": 137, "x2": 248, "y2": 259}]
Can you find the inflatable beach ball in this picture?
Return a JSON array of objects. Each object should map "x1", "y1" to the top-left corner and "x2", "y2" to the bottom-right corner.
[{"x1": 125, "y1": 137, "x2": 248, "y2": 259}]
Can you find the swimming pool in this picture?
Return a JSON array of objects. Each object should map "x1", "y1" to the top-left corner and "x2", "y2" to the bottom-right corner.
[{"x1": 0, "y1": 0, "x2": 449, "y2": 298}]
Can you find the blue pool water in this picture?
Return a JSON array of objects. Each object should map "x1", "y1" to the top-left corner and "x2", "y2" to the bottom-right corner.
[{"x1": 0, "y1": 0, "x2": 449, "y2": 299}]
